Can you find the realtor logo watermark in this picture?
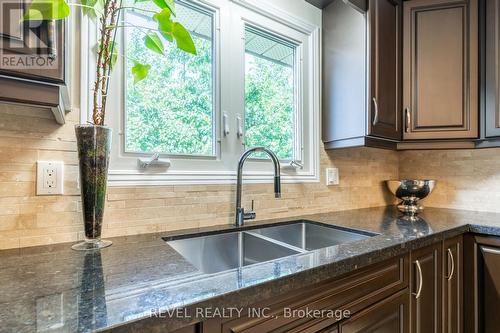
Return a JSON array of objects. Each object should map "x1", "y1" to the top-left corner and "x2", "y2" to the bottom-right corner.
[
  {"x1": 0, "y1": 1, "x2": 58, "y2": 70},
  {"x1": 150, "y1": 307, "x2": 351, "y2": 321}
]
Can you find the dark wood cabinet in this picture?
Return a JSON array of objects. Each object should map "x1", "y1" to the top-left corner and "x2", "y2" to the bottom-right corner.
[
  {"x1": 443, "y1": 236, "x2": 463, "y2": 333},
  {"x1": 464, "y1": 235, "x2": 500, "y2": 333},
  {"x1": 368, "y1": 0, "x2": 402, "y2": 141},
  {"x1": 478, "y1": 243, "x2": 500, "y2": 333},
  {"x1": 203, "y1": 255, "x2": 409, "y2": 333},
  {"x1": 0, "y1": 0, "x2": 69, "y2": 123},
  {"x1": 484, "y1": 0, "x2": 500, "y2": 138},
  {"x1": 410, "y1": 242, "x2": 442, "y2": 333},
  {"x1": 322, "y1": 0, "x2": 401, "y2": 149},
  {"x1": 402, "y1": 0, "x2": 479, "y2": 141},
  {"x1": 338, "y1": 289, "x2": 409, "y2": 333}
]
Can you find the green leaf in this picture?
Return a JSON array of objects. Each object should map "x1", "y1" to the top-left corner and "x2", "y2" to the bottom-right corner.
[
  {"x1": 80, "y1": 0, "x2": 104, "y2": 19},
  {"x1": 172, "y1": 22, "x2": 196, "y2": 55},
  {"x1": 144, "y1": 31, "x2": 164, "y2": 55},
  {"x1": 153, "y1": 9, "x2": 173, "y2": 42},
  {"x1": 131, "y1": 62, "x2": 150, "y2": 83},
  {"x1": 152, "y1": 0, "x2": 175, "y2": 16},
  {"x1": 23, "y1": 0, "x2": 70, "y2": 21}
]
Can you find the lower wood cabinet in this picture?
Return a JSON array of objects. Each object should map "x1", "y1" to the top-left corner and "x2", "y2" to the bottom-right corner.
[
  {"x1": 409, "y1": 236, "x2": 463, "y2": 333},
  {"x1": 203, "y1": 255, "x2": 409, "y2": 333},
  {"x1": 338, "y1": 289, "x2": 409, "y2": 333},
  {"x1": 465, "y1": 235, "x2": 500, "y2": 333},
  {"x1": 410, "y1": 242, "x2": 442, "y2": 333},
  {"x1": 443, "y1": 236, "x2": 463, "y2": 333}
]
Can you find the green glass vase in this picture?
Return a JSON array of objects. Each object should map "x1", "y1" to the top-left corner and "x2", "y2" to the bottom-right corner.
[{"x1": 72, "y1": 124, "x2": 112, "y2": 250}]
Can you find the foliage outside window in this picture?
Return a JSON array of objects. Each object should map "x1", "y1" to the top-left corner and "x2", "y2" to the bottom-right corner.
[
  {"x1": 244, "y1": 27, "x2": 296, "y2": 161},
  {"x1": 125, "y1": 2, "x2": 214, "y2": 156}
]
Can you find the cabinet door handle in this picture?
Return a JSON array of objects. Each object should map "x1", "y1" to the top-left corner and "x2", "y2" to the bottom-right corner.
[
  {"x1": 405, "y1": 108, "x2": 410, "y2": 133},
  {"x1": 446, "y1": 248, "x2": 455, "y2": 281},
  {"x1": 413, "y1": 260, "x2": 423, "y2": 299},
  {"x1": 372, "y1": 97, "x2": 379, "y2": 126}
]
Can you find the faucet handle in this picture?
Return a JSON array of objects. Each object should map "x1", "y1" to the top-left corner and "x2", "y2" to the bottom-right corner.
[
  {"x1": 243, "y1": 200, "x2": 256, "y2": 220},
  {"x1": 243, "y1": 211, "x2": 256, "y2": 220}
]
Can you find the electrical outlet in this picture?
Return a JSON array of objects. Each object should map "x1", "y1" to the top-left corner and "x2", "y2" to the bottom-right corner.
[
  {"x1": 37, "y1": 161, "x2": 64, "y2": 195},
  {"x1": 326, "y1": 167, "x2": 339, "y2": 186}
]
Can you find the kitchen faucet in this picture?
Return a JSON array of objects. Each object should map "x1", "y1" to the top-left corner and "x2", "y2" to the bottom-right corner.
[{"x1": 235, "y1": 147, "x2": 281, "y2": 227}]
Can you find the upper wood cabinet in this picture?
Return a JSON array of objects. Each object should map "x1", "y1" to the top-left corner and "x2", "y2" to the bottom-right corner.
[
  {"x1": 484, "y1": 0, "x2": 500, "y2": 138},
  {"x1": 0, "y1": 0, "x2": 69, "y2": 123},
  {"x1": 368, "y1": 0, "x2": 402, "y2": 141},
  {"x1": 322, "y1": 0, "x2": 402, "y2": 149},
  {"x1": 402, "y1": 0, "x2": 479, "y2": 140}
]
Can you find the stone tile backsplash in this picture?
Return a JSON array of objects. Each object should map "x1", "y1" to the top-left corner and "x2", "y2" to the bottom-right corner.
[
  {"x1": 0, "y1": 104, "x2": 398, "y2": 249},
  {"x1": 4, "y1": 102, "x2": 500, "y2": 250}
]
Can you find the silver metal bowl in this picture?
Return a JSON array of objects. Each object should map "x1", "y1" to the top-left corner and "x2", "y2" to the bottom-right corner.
[{"x1": 386, "y1": 180, "x2": 436, "y2": 216}]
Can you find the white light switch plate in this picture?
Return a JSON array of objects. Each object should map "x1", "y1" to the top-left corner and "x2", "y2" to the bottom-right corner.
[
  {"x1": 36, "y1": 161, "x2": 64, "y2": 195},
  {"x1": 326, "y1": 167, "x2": 339, "y2": 186}
]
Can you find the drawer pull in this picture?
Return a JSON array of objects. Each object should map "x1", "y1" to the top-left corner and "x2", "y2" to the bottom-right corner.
[
  {"x1": 413, "y1": 260, "x2": 423, "y2": 299},
  {"x1": 405, "y1": 107, "x2": 410, "y2": 133},
  {"x1": 446, "y1": 249, "x2": 455, "y2": 281},
  {"x1": 372, "y1": 97, "x2": 379, "y2": 126}
]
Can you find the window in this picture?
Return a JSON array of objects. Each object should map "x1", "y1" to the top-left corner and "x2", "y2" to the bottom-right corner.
[
  {"x1": 81, "y1": 0, "x2": 320, "y2": 185},
  {"x1": 125, "y1": 2, "x2": 215, "y2": 157},
  {"x1": 244, "y1": 26, "x2": 297, "y2": 161}
]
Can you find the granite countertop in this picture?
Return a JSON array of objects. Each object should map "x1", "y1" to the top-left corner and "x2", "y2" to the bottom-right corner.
[{"x1": 1, "y1": 206, "x2": 500, "y2": 333}]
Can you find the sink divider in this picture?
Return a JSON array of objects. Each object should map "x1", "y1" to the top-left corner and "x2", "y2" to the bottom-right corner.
[{"x1": 243, "y1": 230, "x2": 307, "y2": 253}]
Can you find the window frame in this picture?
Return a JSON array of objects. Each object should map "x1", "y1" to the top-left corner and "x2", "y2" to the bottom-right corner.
[{"x1": 79, "y1": 0, "x2": 320, "y2": 186}]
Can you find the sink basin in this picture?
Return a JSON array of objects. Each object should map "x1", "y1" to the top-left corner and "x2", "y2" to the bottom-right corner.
[
  {"x1": 251, "y1": 221, "x2": 374, "y2": 251},
  {"x1": 167, "y1": 231, "x2": 300, "y2": 274},
  {"x1": 165, "y1": 221, "x2": 376, "y2": 274}
]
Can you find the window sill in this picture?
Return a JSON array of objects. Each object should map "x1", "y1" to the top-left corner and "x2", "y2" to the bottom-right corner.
[{"x1": 107, "y1": 169, "x2": 319, "y2": 186}]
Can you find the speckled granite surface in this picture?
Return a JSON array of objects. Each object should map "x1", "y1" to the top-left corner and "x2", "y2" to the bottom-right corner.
[{"x1": 1, "y1": 206, "x2": 500, "y2": 333}]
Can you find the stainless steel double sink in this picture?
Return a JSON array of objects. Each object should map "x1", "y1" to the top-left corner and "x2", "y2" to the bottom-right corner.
[{"x1": 165, "y1": 221, "x2": 376, "y2": 274}]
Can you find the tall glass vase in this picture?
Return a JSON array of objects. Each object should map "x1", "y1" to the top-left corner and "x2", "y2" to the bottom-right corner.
[{"x1": 72, "y1": 124, "x2": 113, "y2": 251}]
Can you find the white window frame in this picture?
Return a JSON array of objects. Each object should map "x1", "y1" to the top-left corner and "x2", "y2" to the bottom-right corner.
[{"x1": 80, "y1": 0, "x2": 320, "y2": 186}]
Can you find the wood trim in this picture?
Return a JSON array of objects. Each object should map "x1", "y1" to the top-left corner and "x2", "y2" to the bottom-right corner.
[
  {"x1": 323, "y1": 136, "x2": 398, "y2": 150},
  {"x1": 0, "y1": 76, "x2": 59, "y2": 107},
  {"x1": 463, "y1": 234, "x2": 478, "y2": 333},
  {"x1": 397, "y1": 140, "x2": 476, "y2": 150}
]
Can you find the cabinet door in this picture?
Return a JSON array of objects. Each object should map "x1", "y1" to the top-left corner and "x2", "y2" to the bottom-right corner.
[
  {"x1": 339, "y1": 290, "x2": 409, "y2": 333},
  {"x1": 443, "y1": 236, "x2": 463, "y2": 333},
  {"x1": 478, "y1": 243, "x2": 500, "y2": 333},
  {"x1": 485, "y1": 0, "x2": 500, "y2": 137},
  {"x1": 402, "y1": 0, "x2": 478, "y2": 140},
  {"x1": 410, "y1": 242, "x2": 442, "y2": 333},
  {"x1": 0, "y1": 0, "x2": 65, "y2": 83},
  {"x1": 368, "y1": 0, "x2": 402, "y2": 140}
]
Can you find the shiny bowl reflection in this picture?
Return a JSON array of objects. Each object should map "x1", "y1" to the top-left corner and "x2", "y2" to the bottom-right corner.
[{"x1": 386, "y1": 179, "x2": 436, "y2": 216}]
